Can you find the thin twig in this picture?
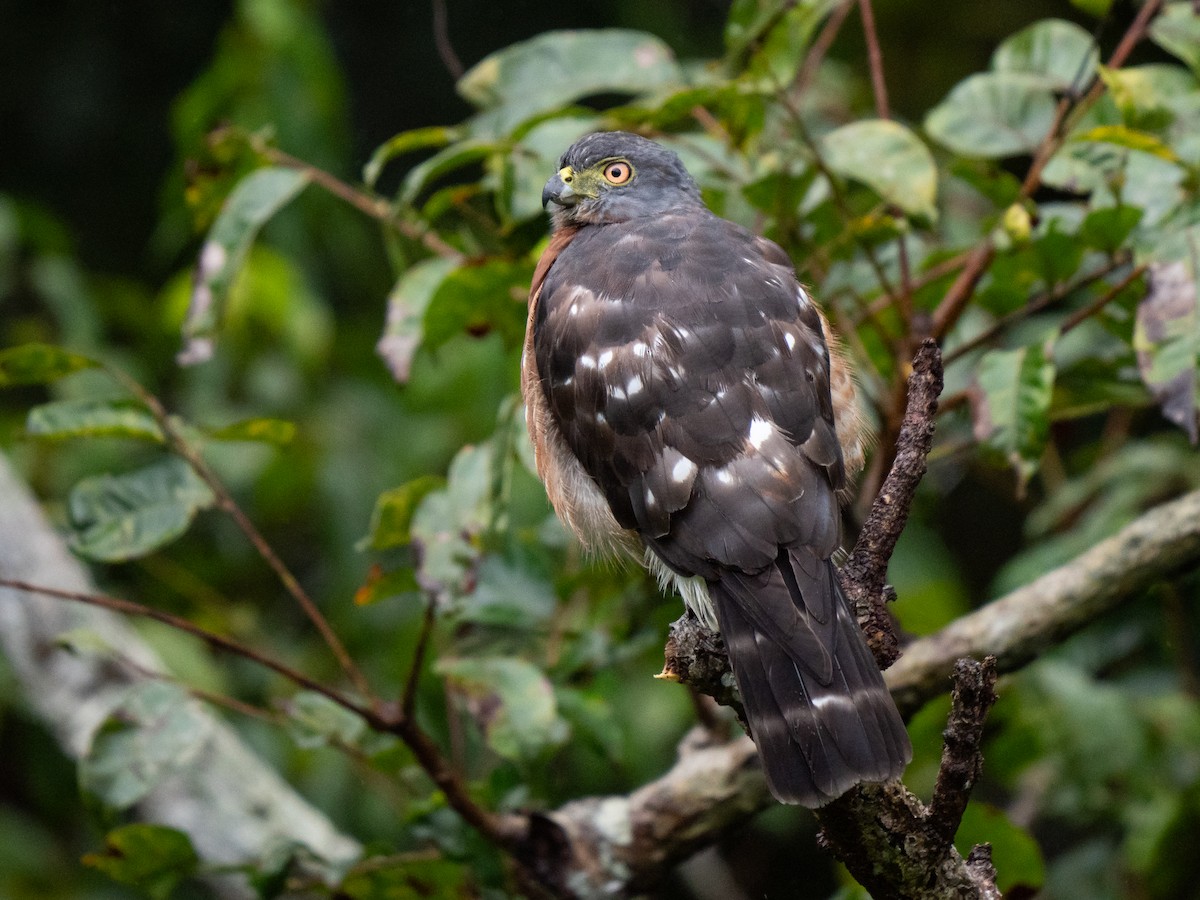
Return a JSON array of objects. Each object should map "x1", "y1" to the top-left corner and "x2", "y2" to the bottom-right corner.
[
  {"x1": 1060, "y1": 262, "x2": 1147, "y2": 334},
  {"x1": 109, "y1": 370, "x2": 377, "y2": 705},
  {"x1": 235, "y1": 132, "x2": 462, "y2": 260},
  {"x1": 432, "y1": 0, "x2": 464, "y2": 80},
  {"x1": 857, "y1": 0, "x2": 890, "y2": 120},
  {"x1": 943, "y1": 256, "x2": 1134, "y2": 365},
  {"x1": 794, "y1": 0, "x2": 855, "y2": 96},
  {"x1": 0, "y1": 578, "x2": 373, "y2": 719},
  {"x1": 402, "y1": 598, "x2": 437, "y2": 719}
]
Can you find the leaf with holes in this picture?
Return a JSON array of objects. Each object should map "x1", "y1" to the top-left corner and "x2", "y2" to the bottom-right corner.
[
  {"x1": 1135, "y1": 260, "x2": 1199, "y2": 443},
  {"x1": 972, "y1": 341, "x2": 1057, "y2": 489},
  {"x1": 68, "y1": 457, "x2": 216, "y2": 561}
]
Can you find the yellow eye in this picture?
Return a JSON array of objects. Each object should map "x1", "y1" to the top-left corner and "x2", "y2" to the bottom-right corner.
[{"x1": 602, "y1": 161, "x2": 633, "y2": 185}]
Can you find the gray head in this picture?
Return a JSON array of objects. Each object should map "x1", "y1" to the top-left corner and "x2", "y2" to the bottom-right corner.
[{"x1": 541, "y1": 131, "x2": 703, "y2": 227}]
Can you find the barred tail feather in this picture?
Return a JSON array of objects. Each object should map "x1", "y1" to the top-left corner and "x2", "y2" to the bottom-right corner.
[{"x1": 709, "y1": 550, "x2": 911, "y2": 806}]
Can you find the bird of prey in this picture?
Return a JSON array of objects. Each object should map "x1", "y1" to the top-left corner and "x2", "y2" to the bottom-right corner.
[{"x1": 521, "y1": 131, "x2": 911, "y2": 806}]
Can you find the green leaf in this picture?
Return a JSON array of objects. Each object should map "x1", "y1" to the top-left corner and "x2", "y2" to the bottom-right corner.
[
  {"x1": 1070, "y1": 0, "x2": 1113, "y2": 17},
  {"x1": 1150, "y1": 3, "x2": 1200, "y2": 76},
  {"x1": 954, "y1": 803, "x2": 1045, "y2": 894},
  {"x1": 339, "y1": 855, "x2": 473, "y2": 900},
  {"x1": 456, "y1": 554, "x2": 558, "y2": 629},
  {"x1": 972, "y1": 341, "x2": 1057, "y2": 488},
  {"x1": 1096, "y1": 63, "x2": 1193, "y2": 131},
  {"x1": 410, "y1": 443, "x2": 495, "y2": 594},
  {"x1": 376, "y1": 257, "x2": 460, "y2": 383},
  {"x1": 925, "y1": 72, "x2": 1059, "y2": 158},
  {"x1": 743, "y1": 0, "x2": 841, "y2": 87},
  {"x1": 25, "y1": 399, "x2": 164, "y2": 443},
  {"x1": 179, "y1": 166, "x2": 311, "y2": 365},
  {"x1": 458, "y1": 30, "x2": 683, "y2": 138},
  {"x1": 1134, "y1": 260, "x2": 1199, "y2": 443},
  {"x1": 363, "y1": 125, "x2": 461, "y2": 188},
  {"x1": 205, "y1": 416, "x2": 297, "y2": 445},
  {"x1": 1070, "y1": 124, "x2": 1179, "y2": 161},
  {"x1": 80, "y1": 682, "x2": 211, "y2": 810},
  {"x1": 0, "y1": 342, "x2": 99, "y2": 386},
  {"x1": 362, "y1": 474, "x2": 446, "y2": 550},
  {"x1": 991, "y1": 19, "x2": 1098, "y2": 90},
  {"x1": 83, "y1": 824, "x2": 198, "y2": 900},
  {"x1": 821, "y1": 119, "x2": 938, "y2": 220},
  {"x1": 1078, "y1": 205, "x2": 1143, "y2": 253},
  {"x1": 397, "y1": 139, "x2": 502, "y2": 207},
  {"x1": 284, "y1": 691, "x2": 367, "y2": 750},
  {"x1": 435, "y1": 656, "x2": 569, "y2": 761},
  {"x1": 422, "y1": 258, "x2": 533, "y2": 351},
  {"x1": 68, "y1": 457, "x2": 216, "y2": 561}
]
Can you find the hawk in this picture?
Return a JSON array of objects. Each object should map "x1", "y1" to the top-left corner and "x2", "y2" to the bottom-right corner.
[{"x1": 521, "y1": 131, "x2": 911, "y2": 806}]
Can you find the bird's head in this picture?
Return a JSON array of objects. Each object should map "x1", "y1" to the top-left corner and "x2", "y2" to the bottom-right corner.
[{"x1": 542, "y1": 131, "x2": 703, "y2": 227}]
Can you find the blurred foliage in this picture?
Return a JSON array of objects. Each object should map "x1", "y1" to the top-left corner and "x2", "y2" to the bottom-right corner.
[{"x1": 2, "y1": 0, "x2": 1200, "y2": 897}]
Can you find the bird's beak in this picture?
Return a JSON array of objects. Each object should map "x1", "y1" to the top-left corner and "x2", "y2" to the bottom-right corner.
[{"x1": 542, "y1": 166, "x2": 580, "y2": 209}]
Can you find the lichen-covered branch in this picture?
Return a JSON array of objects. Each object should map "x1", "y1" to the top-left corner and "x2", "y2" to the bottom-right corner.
[{"x1": 887, "y1": 486, "x2": 1200, "y2": 718}]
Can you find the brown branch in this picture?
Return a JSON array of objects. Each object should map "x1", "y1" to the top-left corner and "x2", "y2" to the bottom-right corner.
[
  {"x1": 401, "y1": 598, "x2": 437, "y2": 719},
  {"x1": 231, "y1": 130, "x2": 463, "y2": 260},
  {"x1": 109, "y1": 369, "x2": 377, "y2": 706},
  {"x1": 533, "y1": 484, "x2": 1200, "y2": 896},
  {"x1": 843, "y1": 339, "x2": 944, "y2": 667},
  {"x1": 0, "y1": 578, "x2": 372, "y2": 720},
  {"x1": 943, "y1": 256, "x2": 1135, "y2": 365},
  {"x1": 794, "y1": 0, "x2": 855, "y2": 96},
  {"x1": 888, "y1": 486, "x2": 1200, "y2": 717},
  {"x1": 1060, "y1": 262, "x2": 1147, "y2": 334},
  {"x1": 926, "y1": 656, "x2": 998, "y2": 849},
  {"x1": 857, "y1": 0, "x2": 890, "y2": 120}
]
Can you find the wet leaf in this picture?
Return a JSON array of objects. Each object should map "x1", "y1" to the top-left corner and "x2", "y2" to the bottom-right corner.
[
  {"x1": 1134, "y1": 260, "x2": 1199, "y2": 443},
  {"x1": 68, "y1": 457, "x2": 216, "y2": 561},
  {"x1": 26, "y1": 399, "x2": 164, "y2": 443},
  {"x1": 821, "y1": 119, "x2": 938, "y2": 220},
  {"x1": 179, "y1": 166, "x2": 310, "y2": 366},
  {"x1": 436, "y1": 656, "x2": 569, "y2": 761}
]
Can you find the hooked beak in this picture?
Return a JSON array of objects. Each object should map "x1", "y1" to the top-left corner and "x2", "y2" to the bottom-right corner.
[{"x1": 542, "y1": 166, "x2": 580, "y2": 209}]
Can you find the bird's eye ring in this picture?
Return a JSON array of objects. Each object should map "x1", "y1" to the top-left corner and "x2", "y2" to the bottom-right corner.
[{"x1": 602, "y1": 161, "x2": 633, "y2": 185}]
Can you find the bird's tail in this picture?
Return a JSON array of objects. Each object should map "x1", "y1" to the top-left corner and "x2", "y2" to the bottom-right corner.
[{"x1": 709, "y1": 547, "x2": 911, "y2": 806}]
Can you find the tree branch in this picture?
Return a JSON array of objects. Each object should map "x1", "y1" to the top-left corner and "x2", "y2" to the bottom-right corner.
[{"x1": 526, "y1": 461, "x2": 1200, "y2": 896}]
